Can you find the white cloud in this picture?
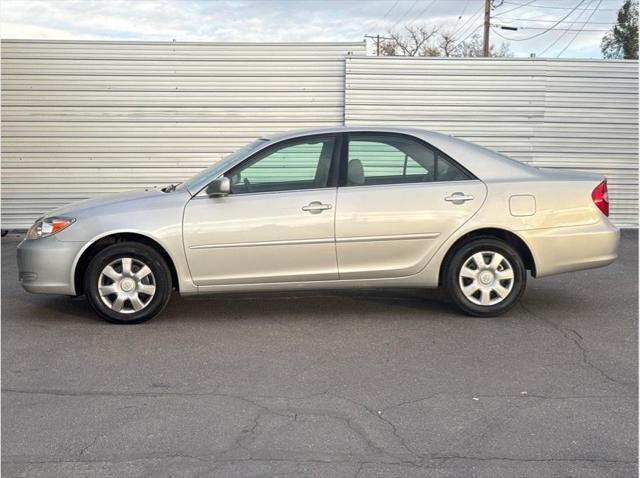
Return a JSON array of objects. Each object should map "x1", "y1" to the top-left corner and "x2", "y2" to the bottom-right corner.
[
  {"x1": 0, "y1": 20, "x2": 105, "y2": 40},
  {"x1": 0, "y1": 0, "x2": 624, "y2": 58}
]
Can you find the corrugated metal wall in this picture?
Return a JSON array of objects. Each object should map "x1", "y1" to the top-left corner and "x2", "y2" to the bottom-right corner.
[
  {"x1": 1, "y1": 40, "x2": 365, "y2": 229},
  {"x1": 344, "y1": 57, "x2": 639, "y2": 227},
  {"x1": 2, "y1": 43, "x2": 637, "y2": 228}
]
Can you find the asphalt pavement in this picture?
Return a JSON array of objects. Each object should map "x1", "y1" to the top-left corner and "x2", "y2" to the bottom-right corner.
[{"x1": 1, "y1": 231, "x2": 638, "y2": 477}]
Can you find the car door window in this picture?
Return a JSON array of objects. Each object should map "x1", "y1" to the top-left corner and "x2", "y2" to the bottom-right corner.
[
  {"x1": 228, "y1": 136, "x2": 335, "y2": 194},
  {"x1": 346, "y1": 134, "x2": 471, "y2": 186},
  {"x1": 436, "y1": 154, "x2": 472, "y2": 182}
]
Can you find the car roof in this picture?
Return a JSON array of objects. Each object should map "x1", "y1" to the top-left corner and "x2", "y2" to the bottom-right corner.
[{"x1": 261, "y1": 126, "x2": 448, "y2": 142}]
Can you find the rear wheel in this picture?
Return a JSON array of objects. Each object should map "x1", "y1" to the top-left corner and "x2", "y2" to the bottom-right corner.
[
  {"x1": 444, "y1": 238, "x2": 526, "y2": 317},
  {"x1": 84, "y1": 242, "x2": 172, "y2": 324}
]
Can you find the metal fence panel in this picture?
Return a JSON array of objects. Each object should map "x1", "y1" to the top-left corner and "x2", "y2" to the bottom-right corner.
[
  {"x1": 344, "y1": 57, "x2": 638, "y2": 228},
  {"x1": 2, "y1": 44, "x2": 637, "y2": 229},
  {"x1": 0, "y1": 40, "x2": 365, "y2": 229}
]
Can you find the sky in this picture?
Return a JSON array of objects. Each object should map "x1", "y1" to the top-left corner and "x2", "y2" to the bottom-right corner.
[{"x1": 0, "y1": 0, "x2": 627, "y2": 59}]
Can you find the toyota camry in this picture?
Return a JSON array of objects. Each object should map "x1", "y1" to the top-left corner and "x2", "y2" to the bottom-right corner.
[{"x1": 17, "y1": 127, "x2": 619, "y2": 323}]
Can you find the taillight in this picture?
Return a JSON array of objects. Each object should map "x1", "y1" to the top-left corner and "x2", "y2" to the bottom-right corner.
[{"x1": 591, "y1": 179, "x2": 609, "y2": 217}]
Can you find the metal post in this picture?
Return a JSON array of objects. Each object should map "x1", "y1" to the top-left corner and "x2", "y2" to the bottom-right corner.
[{"x1": 483, "y1": 0, "x2": 491, "y2": 57}]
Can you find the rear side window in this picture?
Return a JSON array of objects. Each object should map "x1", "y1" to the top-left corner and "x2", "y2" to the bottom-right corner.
[
  {"x1": 437, "y1": 154, "x2": 473, "y2": 182},
  {"x1": 346, "y1": 134, "x2": 471, "y2": 186}
]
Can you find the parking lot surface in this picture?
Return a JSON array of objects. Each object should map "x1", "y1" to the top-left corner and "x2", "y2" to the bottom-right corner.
[{"x1": 1, "y1": 232, "x2": 638, "y2": 478}]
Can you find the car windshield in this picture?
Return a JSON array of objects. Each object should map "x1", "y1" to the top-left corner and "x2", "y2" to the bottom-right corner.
[{"x1": 178, "y1": 138, "x2": 269, "y2": 193}]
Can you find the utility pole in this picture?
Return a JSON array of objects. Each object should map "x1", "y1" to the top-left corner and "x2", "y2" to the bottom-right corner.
[
  {"x1": 364, "y1": 34, "x2": 393, "y2": 56},
  {"x1": 483, "y1": 0, "x2": 491, "y2": 57}
]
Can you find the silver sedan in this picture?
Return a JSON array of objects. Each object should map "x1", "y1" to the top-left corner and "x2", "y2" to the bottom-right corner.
[{"x1": 17, "y1": 127, "x2": 619, "y2": 323}]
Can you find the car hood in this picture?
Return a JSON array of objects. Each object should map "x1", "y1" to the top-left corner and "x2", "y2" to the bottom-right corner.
[{"x1": 44, "y1": 189, "x2": 170, "y2": 218}]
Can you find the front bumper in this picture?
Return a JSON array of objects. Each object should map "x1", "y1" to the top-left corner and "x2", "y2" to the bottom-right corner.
[
  {"x1": 16, "y1": 236, "x2": 84, "y2": 295},
  {"x1": 519, "y1": 218, "x2": 620, "y2": 278}
]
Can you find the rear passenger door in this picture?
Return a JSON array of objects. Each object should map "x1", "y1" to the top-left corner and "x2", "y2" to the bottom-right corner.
[{"x1": 335, "y1": 132, "x2": 486, "y2": 279}]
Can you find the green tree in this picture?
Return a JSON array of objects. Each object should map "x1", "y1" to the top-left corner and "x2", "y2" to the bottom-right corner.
[{"x1": 601, "y1": 0, "x2": 638, "y2": 59}]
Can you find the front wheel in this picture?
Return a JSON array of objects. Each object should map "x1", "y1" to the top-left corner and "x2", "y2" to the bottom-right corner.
[
  {"x1": 444, "y1": 238, "x2": 526, "y2": 317},
  {"x1": 84, "y1": 242, "x2": 173, "y2": 324}
]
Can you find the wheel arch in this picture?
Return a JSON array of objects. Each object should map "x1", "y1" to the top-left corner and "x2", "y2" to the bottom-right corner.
[
  {"x1": 438, "y1": 227, "x2": 537, "y2": 285},
  {"x1": 73, "y1": 232, "x2": 180, "y2": 295}
]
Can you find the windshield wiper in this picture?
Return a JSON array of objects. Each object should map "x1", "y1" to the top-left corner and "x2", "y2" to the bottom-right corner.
[{"x1": 161, "y1": 183, "x2": 178, "y2": 193}]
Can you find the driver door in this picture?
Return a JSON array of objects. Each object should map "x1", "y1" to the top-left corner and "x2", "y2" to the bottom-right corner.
[{"x1": 183, "y1": 134, "x2": 339, "y2": 286}]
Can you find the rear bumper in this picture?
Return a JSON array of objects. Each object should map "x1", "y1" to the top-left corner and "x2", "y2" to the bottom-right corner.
[
  {"x1": 519, "y1": 219, "x2": 619, "y2": 278},
  {"x1": 16, "y1": 237, "x2": 84, "y2": 295}
]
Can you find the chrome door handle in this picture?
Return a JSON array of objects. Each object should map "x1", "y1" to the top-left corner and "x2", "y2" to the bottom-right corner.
[
  {"x1": 445, "y1": 193, "x2": 475, "y2": 204},
  {"x1": 302, "y1": 201, "x2": 332, "y2": 214}
]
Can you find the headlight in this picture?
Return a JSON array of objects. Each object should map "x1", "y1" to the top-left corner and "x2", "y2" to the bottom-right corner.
[{"x1": 26, "y1": 217, "x2": 76, "y2": 240}]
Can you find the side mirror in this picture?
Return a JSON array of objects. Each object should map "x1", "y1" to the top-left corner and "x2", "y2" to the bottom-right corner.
[{"x1": 205, "y1": 177, "x2": 230, "y2": 197}]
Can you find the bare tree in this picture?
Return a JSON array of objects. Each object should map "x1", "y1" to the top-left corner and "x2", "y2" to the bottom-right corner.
[
  {"x1": 379, "y1": 40, "x2": 399, "y2": 56},
  {"x1": 379, "y1": 27, "x2": 512, "y2": 58},
  {"x1": 438, "y1": 31, "x2": 459, "y2": 57},
  {"x1": 458, "y1": 33, "x2": 511, "y2": 58},
  {"x1": 382, "y1": 25, "x2": 439, "y2": 56},
  {"x1": 420, "y1": 45, "x2": 442, "y2": 57}
]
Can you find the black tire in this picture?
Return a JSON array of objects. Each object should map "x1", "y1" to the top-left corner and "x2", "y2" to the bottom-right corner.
[
  {"x1": 444, "y1": 238, "x2": 526, "y2": 317},
  {"x1": 84, "y1": 242, "x2": 172, "y2": 324}
]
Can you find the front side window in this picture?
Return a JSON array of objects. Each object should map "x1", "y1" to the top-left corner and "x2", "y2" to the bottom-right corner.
[
  {"x1": 346, "y1": 134, "x2": 471, "y2": 186},
  {"x1": 228, "y1": 136, "x2": 335, "y2": 194}
]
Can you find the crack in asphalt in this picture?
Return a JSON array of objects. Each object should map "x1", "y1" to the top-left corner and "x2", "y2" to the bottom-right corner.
[
  {"x1": 328, "y1": 392, "x2": 422, "y2": 464},
  {"x1": 1, "y1": 387, "x2": 335, "y2": 403},
  {"x1": 431, "y1": 455, "x2": 637, "y2": 465},
  {"x1": 5, "y1": 381, "x2": 634, "y2": 463},
  {"x1": 381, "y1": 392, "x2": 633, "y2": 412},
  {"x1": 3, "y1": 454, "x2": 635, "y2": 466},
  {"x1": 223, "y1": 411, "x2": 265, "y2": 460},
  {"x1": 2, "y1": 387, "x2": 416, "y2": 466},
  {"x1": 3, "y1": 387, "x2": 636, "y2": 471},
  {"x1": 519, "y1": 301, "x2": 636, "y2": 390},
  {"x1": 293, "y1": 350, "x2": 332, "y2": 379},
  {"x1": 78, "y1": 434, "x2": 99, "y2": 457},
  {"x1": 3, "y1": 387, "x2": 630, "y2": 404}
]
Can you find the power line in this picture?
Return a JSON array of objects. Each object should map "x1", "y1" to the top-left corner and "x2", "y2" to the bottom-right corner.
[
  {"x1": 454, "y1": 16, "x2": 482, "y2": 44},
  {"x1": 491, "y1": 0, "x2": 589, "y2": 41},
  {"x1": 493, "y1": 25, "x2": 609, "y2": 37},
  {"x1": 367, "y1": 0, "x2": 401, "y2": 34},
  {"x1": 453, "y1": 0, "x2": 472, "y2": 28},
  {"x1": 557, "y1": 0, "x2": 604, "y2": 56},
  {"x1": 496, "y1": 17, "x2": 616, "y2": 24},
  {"x1": 389, "y1": 0, "x2": 421, "y2": 31},
  {"x1": 452, "y1": 3, "x2": 485, "y2": 39},
  {"x1": 406, "y1": 0, "x2": 438, "y2": 26},
  {"x1": 537, "y1": 0, "x2": 595, "y2": 55},
  {"x1": 501, "y1": 0, "x2": 618, "y2": 11},
  {"x1": 493, "y1": 0, "x2": 540, "y2": 16},
  {"x1": 382, "y1": 0, "x2": 402, "y2": 18},
  {"x1": 520, "y1": 26, "x2": 611, "y2": 31},
  {"x1": 498, "y1": 10, "x2": 583, "y2": 20},
  {"x1": 454, "y1": 23, "x2": 484, "y2": 48}
]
